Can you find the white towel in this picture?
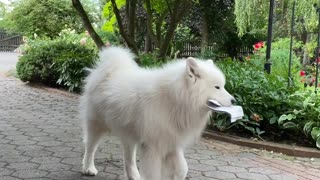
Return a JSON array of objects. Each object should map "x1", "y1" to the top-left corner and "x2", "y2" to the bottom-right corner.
[{"x1": 207, "y1": 100, "x2": 244, "y2": 123}]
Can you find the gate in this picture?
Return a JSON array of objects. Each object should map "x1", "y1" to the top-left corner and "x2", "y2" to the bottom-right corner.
[{"x1": 0, "y1": 31, "x2": 23, "y2": 52}]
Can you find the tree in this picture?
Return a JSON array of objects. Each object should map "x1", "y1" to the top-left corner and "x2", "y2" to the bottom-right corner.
[
  {"x1": 72, "y1": 0, "x2": 105, "y2": 49},
  {"x1": 234, "y1": 0, "x2": 318, "y2": 37},
  {"x1": 145, "y1": 0, "x2": 193, "y2": 59},
  {"x1": 4, "y1": 0, "x2": 82, "y2": 38},
  {"x1": 102, "y1": 0, "x2": 192, "y2": 59}
]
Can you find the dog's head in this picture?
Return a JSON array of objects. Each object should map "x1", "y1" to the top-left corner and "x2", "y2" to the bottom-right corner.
[{"x1": 185, "y1": 57, "x2": 235, "y2": 107}]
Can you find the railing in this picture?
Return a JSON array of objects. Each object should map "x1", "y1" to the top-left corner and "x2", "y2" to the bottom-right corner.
[
  {"x1": 139, "y1": 40, "x2": 253, "y2": 60},
  {"x1": 0, "y1": 31, "x2": 23, "y2": 52}
]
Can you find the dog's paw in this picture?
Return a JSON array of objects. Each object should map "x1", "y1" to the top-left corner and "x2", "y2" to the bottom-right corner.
[
  {"x1": 128, "y1": 174, "x2": 141, "y2": 180},
  {"x1": 82, "y1": 166, "x2": 98, "y2": 176}
]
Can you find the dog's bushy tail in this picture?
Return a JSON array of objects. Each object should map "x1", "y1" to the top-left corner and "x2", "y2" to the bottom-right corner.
[
  {"x1": 98, "y1": 46, "x2": 137, "y2": 70},
  {"x1": 83, "y1": 46, "x2": 137, "y2": 93}
]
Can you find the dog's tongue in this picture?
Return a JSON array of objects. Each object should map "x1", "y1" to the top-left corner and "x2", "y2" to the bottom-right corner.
[{"x1": 207, "y1": 99, "x2": 222, "y2": 107}]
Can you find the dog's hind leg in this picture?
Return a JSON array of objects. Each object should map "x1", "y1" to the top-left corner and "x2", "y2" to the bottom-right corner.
[
  {"x1": 122, "y1": 141, "x2": 140, "y2": 180},
  {"x1": 82, "y1": 119, "x2": 106, "y2": 176},
  {"x1": 164, "y1": 148, "x2": 188, "y2": 180}
]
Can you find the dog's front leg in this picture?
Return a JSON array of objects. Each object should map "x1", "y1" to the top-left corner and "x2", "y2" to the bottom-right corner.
[
  {"x1": 164, "y1": 148, "x2": 188, "y2": 180},
  {"x1": 140, "y1": 144, "x2": 162, "y2": 180}
]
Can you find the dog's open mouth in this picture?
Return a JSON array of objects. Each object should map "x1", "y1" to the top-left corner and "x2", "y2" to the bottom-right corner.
[{"x1": 207, "y1": 99, "x2": 222, "y2": 107}]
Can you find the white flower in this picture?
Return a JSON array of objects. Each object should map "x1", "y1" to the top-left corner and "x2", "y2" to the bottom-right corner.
[{"x1": 80, "y1": 38, "x2": 87, "y2": 45}]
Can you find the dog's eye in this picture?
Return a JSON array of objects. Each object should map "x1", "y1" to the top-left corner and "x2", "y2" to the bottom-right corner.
[{"x1": 215, "y1": 86, "x2": 220, "y2": 89}]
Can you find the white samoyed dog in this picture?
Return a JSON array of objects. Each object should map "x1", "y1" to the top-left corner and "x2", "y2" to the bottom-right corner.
[{"x1": 80, "y1": 46, "x2": 235, "y2": 180}]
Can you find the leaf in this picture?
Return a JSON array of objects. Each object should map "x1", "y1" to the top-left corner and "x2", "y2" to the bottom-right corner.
[
  {"x1": 317, "y1": 137, "x2": 320, "y2": 149},
  {"x1": 311, "y1": 127, "x2": 320, "y2": 141},
  {"x1": 303, "y1": 122, "x2": 316, "y2": 137},
  {"x1": 278, "y1": 114, "x2": 296, "y2": 125},
  {"x1": 269, "y1": 117, "x2": 277, "y2": 124},
  {"x1": 283, "y1": 122, "x2": 297, "y2": 129}
]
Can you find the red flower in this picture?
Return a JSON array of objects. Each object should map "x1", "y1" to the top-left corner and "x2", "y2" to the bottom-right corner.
[
  {"x1": 252, "y1": 113, "x2": 261, "y2": 122},
  {"x1": 254, "y1": 41, "x2": 264, "y2": 50},
  {"x1": 300, "y1": 71, "x2": 306, "y2": 76}
]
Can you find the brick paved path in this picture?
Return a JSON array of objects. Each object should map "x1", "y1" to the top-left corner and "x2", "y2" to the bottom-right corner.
[{"x1": 1, "y1": 75, "x2": 320, "y2": 180}]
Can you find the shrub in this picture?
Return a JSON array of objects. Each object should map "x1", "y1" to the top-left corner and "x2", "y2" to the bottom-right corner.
[
  {"x1": 212, "y1": 58, "x2": 320, "y2": 148},
  {"x1": 17, "y1": 34, "x2": 97, "y2": 91},
  {"x1": 213, "y1": 60, "x2": 296, "y2": 137},
  {"x1": 138, "y1": 51, "x2": 165, "y2": 68},
  {"x1": 249, "y1": 38, "x2": 303, "y2": 86}
]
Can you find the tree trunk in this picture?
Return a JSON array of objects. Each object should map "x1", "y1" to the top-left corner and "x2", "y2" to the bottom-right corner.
[
  {"x1": 200, "y1": 13, "x2": 208, "y2": 53},
  {"x1": 145, "y1": 34, "x2": 152, "y2": 52},
  {"x1": 110, "y1": 0, "x2": 139, "y2": 55},
  {"x1": 72, "y1": 0, "x2": 105, "y2": 49},
  {"x1": 302, "y1": 33, "x2": 310, "y2": 65},
  {"x1": 145, "y1": 0, "x2": 159, "y2": 47},
  {"x1": 128, "y1": 0, "x2": 137, "y2": 42},
  {"x1": 158, "y1": 0, "x2": 192, "y2": 59}
]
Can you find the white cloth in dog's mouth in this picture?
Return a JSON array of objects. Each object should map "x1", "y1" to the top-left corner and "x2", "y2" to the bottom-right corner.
[{"x1": 207, "y1": 100, "x2": 244, "y2": 123}]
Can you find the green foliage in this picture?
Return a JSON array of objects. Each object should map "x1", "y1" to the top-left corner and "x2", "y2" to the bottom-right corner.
[
  {"x1": 234, "y1": 0, "x2": 318, "y2": 37},
  {"x1": 210, "y1": 56, "x2": 320, "y2": 147},
  {"x1": 277, "y1": 91, "x2": 320, "y2": 147},
  {"x1": 138, "y1": 52, "x2": 165, "y2": 68},
  {"x1": 250, "y1": 38, "x2": 303, "y2": 85},
  {"x1": 102, "y1": 0, "x2": 126, "y2": 32},
  {"x1": 16, "y1": 33, "x2": 97, "y2": 92},
  {"x1": 4, "y1": 0, "x2": 82, "y2": 38},
  {"x1": 213, "y1": 59, "x2": 296, "y2": 139}
]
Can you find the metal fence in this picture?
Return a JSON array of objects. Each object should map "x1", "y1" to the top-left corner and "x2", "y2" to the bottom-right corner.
[
  {"x1": 0, "y1": 31, "x2": 23, "y2": 52},
  {"x1": 139, "y1": 40, "x2": 253, "y2": 60}
]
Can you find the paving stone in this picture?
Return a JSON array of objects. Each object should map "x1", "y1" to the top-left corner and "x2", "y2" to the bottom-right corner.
[
  {"x1": 0, "y1": 156, "x2": 31, "y2": 163},
  {"x1": 217, "y1": 165, "x2": 247, "y2": 173},
  {"x1": 23, "y1": 150, "x2": 53, "y2": 157},
  {"x1": 236, "y1": 172, "x2": 271, "y2": 180},
  {"x1": 189, "y1": 164, "x2": 217, "y2": 171},
  {"x1": 0, "y1": 176, "x2": 21, "y2": 180},
  {"x1": 12, "y1": 169, "x2": 48, "y2": 179},
  {"x1": 38, "y1": 163, "x2": 72, "y2": 171},
  {"x1": 6, "y1": 162, "x2": 39, "y2": 170},
  {"x1": 269, "y1": 174, "x2": 299, "y2": 180},
  {"x1": 249, "y1": 167, "x2": 280, "y2": 175},
  {"x1": 31, "y1": 157, "x2": 62, "y2": 164},
  {"x1": 52, "y1": 151, "x2": 82, "y2": 158},
  {"x1": 47, "y1": 171, "x2": 83, "y2": 180},
  {"x1": 0, "y1": 168, "x2": 14, "y2": 176},
  {"x1": 199, "y1": 159, "x2": 228, "y2": 166},
  {"x1": 204, "y1": 170, "x2": 236, "y2": 179}
]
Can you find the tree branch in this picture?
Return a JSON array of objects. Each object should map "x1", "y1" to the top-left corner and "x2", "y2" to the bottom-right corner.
[
  {"x1": 110, "y1": 0, "x2": 138, "y2": 55},
  {"x1": 145, "y1": 0, "x2": 159, "y2": 46},
  {"x1": 72, "y1": 0, "x2": 105, "y2": 49},
  {"x1": 158, "y1": 0, "x2": 192, "y2": 58}
]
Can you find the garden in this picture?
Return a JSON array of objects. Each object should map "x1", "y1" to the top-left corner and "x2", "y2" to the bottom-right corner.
[{"x1": 1, "y1": 0, "x2": 320, "y2": 149}]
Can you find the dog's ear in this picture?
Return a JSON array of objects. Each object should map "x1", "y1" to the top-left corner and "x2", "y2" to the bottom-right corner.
[
  {"x1": 206, "y1": 59, "x2": 214, "y2": 66},
  {"x1": 186, "y1": 57, "x2": 201, "y2": 79}
]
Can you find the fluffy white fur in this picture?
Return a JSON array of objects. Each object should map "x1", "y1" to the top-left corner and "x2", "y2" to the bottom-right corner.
[{"x1": 80, "y1": 46, "x2": 234, "y2": 180}]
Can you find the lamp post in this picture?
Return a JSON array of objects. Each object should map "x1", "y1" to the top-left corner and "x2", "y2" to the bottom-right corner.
[
  {"x1": 314, "y1": 3, "x2": 320, "y2": 93},
  {"x1": 265, "y1": 0, "x2": 275, "y2": 74},
  {"x1": 288, "y1": 1, "x2": 296, "y2": 87}
]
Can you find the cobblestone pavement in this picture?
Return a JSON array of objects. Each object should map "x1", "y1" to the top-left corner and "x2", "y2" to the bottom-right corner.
[{"x1": 1, "y1": 75, "x2": 320, "y2": 180}]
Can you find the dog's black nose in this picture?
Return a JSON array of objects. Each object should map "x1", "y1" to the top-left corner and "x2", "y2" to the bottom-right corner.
[{"x1": 231, "y1": 99, "x2": 236, "y2": 105}]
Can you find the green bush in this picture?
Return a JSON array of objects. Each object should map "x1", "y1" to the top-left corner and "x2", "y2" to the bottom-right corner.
[
  {"x1": 17, "y1": 35, "x2": 97, "y2": 91},
  {"x1": 138, "y1": 52, "x2": 165, "y2": 68},
  {"x1": 212, "y1": 59, "x2": 320, "y2": 148},
  {"x1": 250, "y1": 38, "x2": 303, "y2": 86}
]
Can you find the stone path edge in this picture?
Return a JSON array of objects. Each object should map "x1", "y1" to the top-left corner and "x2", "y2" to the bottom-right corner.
[
  {"x1": 203, "y1": 130, "x2": 320, "y2": 158},
  {"x1": 11, "y1": 77, "x2": 320, "y2": 159}
]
